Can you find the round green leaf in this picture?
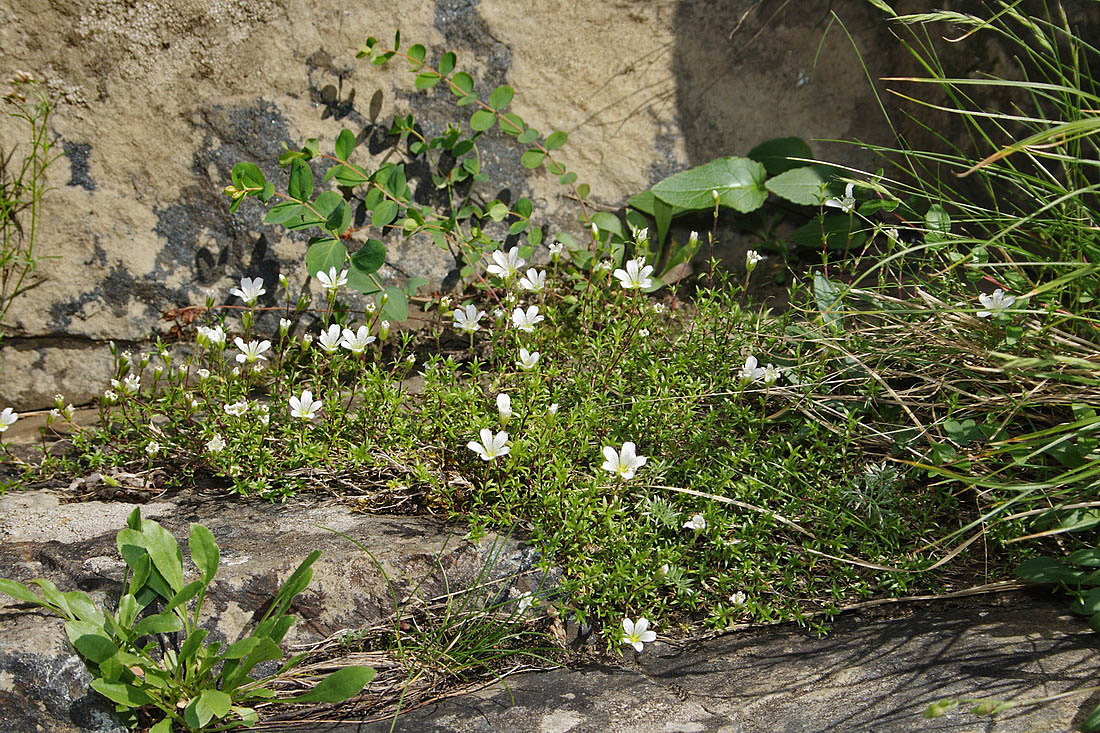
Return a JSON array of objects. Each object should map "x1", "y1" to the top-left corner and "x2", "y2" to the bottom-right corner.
[
  {"x1": 452, "y1": 71, "x2": 474, "y2": 95},
  {"x1": 407, "y1": 44, "x2": 426, "y2": 65},
  {"x1": 438, "y1": 52, "x2": 456, "y2": 76},
  {"x1": 415, "y1": 71, "x2": 442, "y2": 89},
  {"x1": 470, "y1": 109, "x2": 496, "y2": 132},
  {"x1": 520, "y1": 150, "x2": 546, "y2": 169},
  {"x1": 651, "y1": 156, "x2": 768, "y2": 212},
  {"x1": 499, "y1": 112, "x2": 525, "y2": 135},
  {"x1": 306, "y1": 238, "x2": 347, "y2": 276},
  {"x1": 747, "y1": 136, "x2": 813, "y2": 175},
  {"x1": 489, "y1": 85, "x2": 514, "y2": 110},
  {"x1": 517, "y1": 128, "x2": 540, "y2": 144},
  {"x1": 545, "y1": 130, "x2": 567, "y2": 150},
  {"x1": 314, "y1": 191, "x2": 352, "y2": 234},
  {"x1": 381, "y1": 287, "x2": 408, "y2": 321},
  {"x1": 231, "y1": 162, "x2": 265, "y2": 190},
  {"x1": 351, "y1": 238, "x2": 386, "y2": 275}
]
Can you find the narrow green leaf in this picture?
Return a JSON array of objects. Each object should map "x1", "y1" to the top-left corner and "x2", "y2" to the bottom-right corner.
[
  {"x1": 489, "y1": 85, "x2": 514, "y2": 110},
  {"x1": 499, "y1": 112, "x2": 525, "y2": 135},
  {"x1": 281, "y1": 666, "x2": 376, "y2": 703},
  {"x1": 0, "y1": 579, "x2": 43, "y2": 606},
  {"x1": 132, "y1": 611, "x2": 184, "y2": 637},
  {"x1": 189, "y1": 524, "x2": 220, "y2": 584},
  {"x1": 142, "y1": 522, "x2": 184, "y2": 594},
  {"x1": 1083, "y1": 702, "x2": 1100, "y2": 733},
  {"x1": 470, "y1": 109, "x2": 496, "y2": 132},
  {"x1": 91, "y1": 679, "x2": 154, "y2": 708},
  {"x1": 164, "y1": 580, "x2": 205, "y2": 613}
]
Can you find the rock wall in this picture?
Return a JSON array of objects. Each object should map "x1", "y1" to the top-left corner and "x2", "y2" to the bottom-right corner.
[{"x1": 0, "y1": 0, "x2": 1057, "y2": 409}]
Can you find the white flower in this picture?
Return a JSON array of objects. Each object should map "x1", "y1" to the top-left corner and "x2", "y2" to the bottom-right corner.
[
  {"x1": 122, "y1": 374, "x2": 141, "y2": 395},
  {"x1": 621, "y1": 617, "x2": 657, "y2": 652},
  {"x1": 515, "y1": 593, "x2": 534, "y2": 613},
  {"x1": 884, "y1": 227, "x2": 899, "y2": 243},
  {"x1": 206, "y1": 435, "x2": 226, "y2": 453},
  {"x1": 364, "y1": 299, "x2": 377, "y2": 315},
  {"x1": 453, "y1": 304, "x2": 484, "y2": 334},
  {"x1": 301, "y1": 334, "x2": 313, "y2": 348},
  {"x1": 379, "y1": 320, "x2": 391, "y2": 340},
  {"x1": 638, "y1": 328, "x2": 650, "y2": 338},
  {"x1": 548, "y1": 403, "x2": 560, "y2": 415},
  {"x1": 103, "y1": 390, "x2": 118, "y2": 403},
  {"x1": 652, "y1": 302, "x2": 666, "y2": 314},
  {"x1": 230, "y1": 276, "x2": 266, "y2": 305},
  {"x1": 279, "y1": 273, "x2": 290, "y2": 290},
  {"x1": 519, "y1": 268, "x2": 547, "y2": 293},
  {"x1": 197, "y1": 368, "x2": 211, "y2": 381},
  {"x1": 683, "y1": 513, "x2": 707, "y2": 531},
  {"x1": 739, "y1": 355, "x2": 765, "y2": 383},
  {"x1": 223, "y1": 401, "x2": 248, "y2": 417},
  {"x1": 439, "y1": 296, "x2": 452, "y2": 310},
  {"x1": 0, "y1": 407, "x2": 18, "y2": 433},
  {"x1": 613, "y1": 258, "x2": 654, "y2": 290},
  {"x1": 548, "y1": 241, "x2": 564, "y2": 259},
  {"x1": 189, "y1": 398, "x2": 201, "y2": 409},
  {"x1": 762, "y1": 363, "x2": 781, "y2": 385},
  {"x1": 467, "y1": 428, "x2": 510, "y2": 461},
  {"x1": 316, "y1": 267, "x2": 348, "y2": 292},
  {"x1": 497, "y1": 393, "x2": 513, "y2": 423},
  {"x1": 745, "y1": 250, "x2": 765, "y2": 272},
  {"x1": 824, "y1": 183, "x2": 856, "y2": 214},
  {"x1": 340, "y1": 326, "x2": 376, "y2": 354},
  {"x1": 234, "y1": 337, "x2": 271, "y2": 363},
  {"x1": 516, "y1": 348, "x2": 540, "y2": 370},
  {"x1": 657, "y1": 563, "x2": 670, "y2": 578},
  {"x1": 279, "y1": 318, "x2": 292, "y2": 335},
  {"x1": 492, "y1": 308, "x2": 506, "y2": 321},
  {"x1": 511, "y1": 305, "x2": 544, "y2": 332},
  {"x1": 594, "y1": 260, "x2": 612, "y2": 273},
  {"x1": 977, "y1": 289, "x2": 1016, "y2": 318},
  {"x1": 634, "y1": 226, "x2": 649, "y2": 244},
  {"x1": 289, "y1": 390, "x2": 323, "y2": 420},
  {"x1": 601, "y1": 442, "x2": 647, "y2": 480},
  {"x1": 688, "y1": 231, "x2": 699, "y2": 248},
  {"x1": 730, "y1": 591, "x2": 747, "y2": 606},
  {"x1": 318, "y1": 324, "x2": 342, "y2": 353},
  {"x1": 197, "y1": 325, "x2": 226, "y2": 347},
  {"x1": 486, "y1": 246, "x2": 525, "y2": 280},
  {"x1": 257, "y1": 403, "x2": 270, "y2": 423},
  {"x1": 145, "y1": 441, "x2": 161, "y2": 457}
]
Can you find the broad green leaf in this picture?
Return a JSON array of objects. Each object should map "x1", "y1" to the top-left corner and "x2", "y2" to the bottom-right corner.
[
  {"x1": 560, "y1": 171, "x2": 577, "y2": 185},
  {"x1": 150, "y1": 718, "x2": 173, "y2": 733},
  {"x1": 1067, "y1": 549, "x2": 1100, "y2": 567},
  {"x1": 1071, "y1": 587, "x2": 1100, "y2": 615},
  {"x1": 335, "y1": 129, "x2": 356, "y2": 161},
  {"x1": 489, "y1": 85, "x2": 514, "y2": 110},
  {"x1": 306, "y1": 238, "x2": 347, "y2": 277},
  {"x1": 591, "y1": 212, "x2": 623, "y2": 238},
  {"x1": 457, "y1": 93, "x2": 478, "y2": 106},
  {"x1": 132, "y1": 611, "x2": 183, "y2": 637},
  {"x1": 143, "y1": 521, "x2": 184, "y2": 594},
  {"x1": 65, "y1": 621, "x2": 117, "y2": 663},
  {"x1": 452, "y1": 71, "x2": 474, "y2": 94},
  {"x1": 372, "y1": 200, "x2": 399, "y2": 229},
  {"x1": 90, "y1": 679, "x2": 154, "y2": 708},
  {"x1": 814, "y1": 273, "x2": 844, "y2": 326},
  {"x1": 281, "y1": 666, "x2": 377, "y2": 703},
  {"x1": 288, "y1": 159, "x2": 314, "y2": 202},
  {"x1": 514, "y1": 197, "x2": 533, "y2": 218},
  {"x1": 545, "y1": 131, "x2": 567, "y2": 150},
  {"x1": 178, "y1": 628, "x2": 209, "y2": 664},
  {"x1": 1084, "y1": 701, "x2": 1100, "y2": 733},
  {"x1": 652, "y1": 156, "x2": 767, "y2": 212},
  {"x1": 438, "y1": 52, "x2": 456, "y2": 76},
  {"x1": 407, "y1": 44, "x2": 426, "y2": 65},
  {"x1": 314, "y1": 191, "x2": 351, "y2": 234},
  {"x1": 263, "y1": 201, "x2": 303, "y2": 226},
  {"x1": 499, "y1": 112, "x2": 525, "y2": 135},
  {"x1": 351, "y1": 239, "x2": 386, "y2": 276},
  {"x1": 414, "y1": 71, "x2": 442, "y2": 89},
  {"x1": 517, "y1": 129, "x2": 539, "y2": 144},
  {"x1": 1016, "y1": 557, "x2": 1086, "y2": 584},
  {"x1": 201, "y1": 689, "x2": 233, "y2": 718},
  {"x1": 406, "y1": 276, "x2": 429, "y2": 295},
  {"x1": 470, "y1": 110, "x2": 496, "y2": 132},
  {"x1": 747, "y1": 136, "x2": 813, "y2": 175},
  {"x1": 381, "y1": 287, "x2": 408, "y2": 321},
  {"x1": 231, "y1": 162, "x2": 265, "y2": 191},
  {"x1": 189, "y1": 524, "x2": 220, "y2": 584},
  {"x1": 184, "y1": 694, "x2": 215, "y2": 729},
  {"x1": 764, "y1": 166, "x2": 830, "y2": 206},
  {"x1": 520, "y1": 150, "x2": 546, "y2": 169},
  {"x1": 488, "y1": 202, "x2": 509, "y2": 221},
  {"x1": 925, "y1": 204, "x2": 952, "y2": 244},
  {"x1": 63, "y1": 591, "x2": 105, "y2": 625}
]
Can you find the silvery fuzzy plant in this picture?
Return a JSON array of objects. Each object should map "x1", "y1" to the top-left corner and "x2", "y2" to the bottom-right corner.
[{"x1": 0, "y1": 508, "x2": 374, "y2": 731}]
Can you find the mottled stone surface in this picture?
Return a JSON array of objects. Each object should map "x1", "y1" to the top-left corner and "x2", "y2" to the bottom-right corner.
[{"x1": 307, "y1": 592, "x2": 1100, "y2": 732}]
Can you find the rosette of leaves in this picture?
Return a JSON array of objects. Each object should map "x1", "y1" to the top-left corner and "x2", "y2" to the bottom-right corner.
[{"x1": 0, "y1": 508, "x2": 374, "y2": 731}]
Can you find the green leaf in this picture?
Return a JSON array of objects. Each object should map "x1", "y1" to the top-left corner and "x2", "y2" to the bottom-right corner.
[
  {"x1": 1066, "y1": 549, "x2": 1100, "y2": 567},
  {"x1": 1084, "y1": 701, "x2": 1100, "y2": 733},
  {"x1": 438, "y1": 52, "x2": 456, "y2": 76},
  {"x1": 0, "y1": 579, "x2": 44, "y2": 606},
  {"x1": 499, "y1": 113, "x2": 525, "y2": 135},
  {"x1": 406, "y1": 276, "x2": 429, "y2": 295},
  {"x1": 288, "y1": 159, "x2": 314, "y2": 202},
  {"x1": 314, "y1": 191, "x2": 351, "y2": 235},
  {"x1": 765, "y1": 166, "x2": 830, "y2": 206},
  {"x1": 189, "y1": 524, "x2": 220, "y2": 584},
  {"x1": 520, "y1": 150, "x2": 546, "y2": 169},
  {"x1": 143, "y1": 521, "x2": 184, "y2": 594},
  {"x1": 791, "y1": 215, "x2": 865, "y2": 251},
  {"x1": 546, "y1": 131, "x2": 567, "y2": 150},
  {"x1": 65, "y1": 621, "x2": 117, "y2": 663},
  {"x1": 164, "y1": 580, "x2": 205, "y2": 613},
  {"x1": 452, "y1": 71, "x2": 474, "y2": 95},
  {"x1": 281, "y1": 666, "x2": 376, "y2": 703},
  {"x1": 489, "y1": 85, "x2": 514, "y2": 110},
  {"x1": 372, "y1": 200, "x2": 399, "y2": 229},
  {"x1": 651, "y1": 156, "x2": 767, "y2": 212},
  {"x1": 517, "y1": 129, "x2": 539, "y2": 144},
  {"x1": 149, "y1": 718, "x2": 173, "y2": 733},
  {"x1": 407, "y1": 44, "x2": 426, "y2": 65},
  {"x1": 559, "y1": 171, "x2": 577, "y2": 185},
  {"x1": 351, "y1": 239, "x2": 386, "y2": 276},
  {"x1": 591, "y1": 212, "x2": 623, "y2": 238},
  {"x1": 414, "y1": 71, "x2": 442, "y2": 89},
  {"x1": 814, "y1": 273, "x2": 844, "y2": 326},
  {"x1": 1016, "y1": 557, "x2": 1087, "y2": 584},
  {"x1": 488, "y1": 202, "x2": 509, "y2": 221},
  {"x1": 335, "y1": 129, "x2": 356, "y2": 161},
  {"x1": 865, "y1": 0, "x2": 897, "y2": 16},
  {"x1": 91, "y1": 680, "x2": 154, "y2": 708},
  {"x1": 470, "y1": 110, "x2": 496, "y2": 132},
  {"x1": 925, "y1": 204, "x2": 952, "y2": 244},
  {"x1": 231, "y1": 162, "x2": 265, "y2": 191},
  {"x1": 1071, "y1": 587, "x2": 1100, "y2": 615},
  {"x1": 306, "y1": 238, "x2": 347, "y2": 277},
  {"x1": 263, "y1": 201, "x2": 303, "y2": 226},
  {"x1": 184, "y1": 695, "x2": 215, "y2": 729},
  {"x1": 132, "y1": 611, "x2": 184, "y2": 637},
  {"x1": 747, "y1": 136, "x2": 813, "y2": 175},
  {"x1": 457, "y1": 93, "x2": 478, "y2": 107},
  {"x1": 381, "y1": 287, "x2": 408, "y2": 321},
  {"x1": 201, "y1": 689, "x2": 232, "y2": 718}
]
